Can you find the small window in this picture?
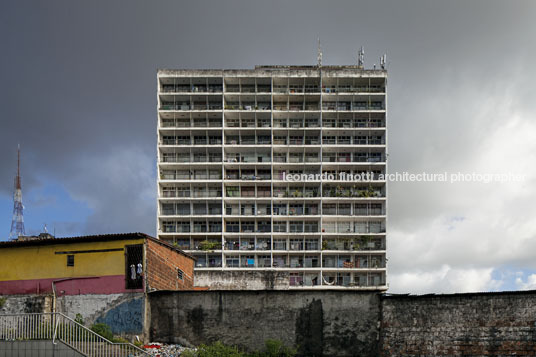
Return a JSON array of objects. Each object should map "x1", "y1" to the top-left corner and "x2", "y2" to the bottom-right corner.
[
  {"x1": 177, "y1": 269, "x2": 184, "y2": 280},
  {"x1": 67, "y1": 255, "x2": 74, "y2": 267}
]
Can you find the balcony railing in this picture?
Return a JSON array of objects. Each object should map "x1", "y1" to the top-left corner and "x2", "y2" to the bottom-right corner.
[
  {"x1": 321, "y1": 102, "x2": 385, "y2": 111},
  {"x1": 322, "y1": 222, "x2": 386, "y2": 234},
  {"x1": 160, "y1": 103, "x2": 223, "y2": 111},
  {"x1": 322, "y1": 86, "x2": 384, "y2": 93},
  {"x1": 322, "y1": 154, "x2": 385, "y2": 163},
  {"x1": 323, "y1": 187, "x2": 384, "y2": 198}
]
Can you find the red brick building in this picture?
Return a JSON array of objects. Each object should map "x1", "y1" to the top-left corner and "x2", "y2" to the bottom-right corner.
[{"x1": 145, "y1": 236, "x2": 194, "y2": 291}]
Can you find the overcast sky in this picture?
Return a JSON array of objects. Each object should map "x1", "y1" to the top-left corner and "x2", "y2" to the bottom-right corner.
[{"x1": 1, "y1": 0, "x2": 535, "y2": 294}]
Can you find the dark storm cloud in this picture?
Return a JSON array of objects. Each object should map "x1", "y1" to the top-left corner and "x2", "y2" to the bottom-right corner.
[{"x1": 1, "y1": 0, "x2": 535, "y2": 290}]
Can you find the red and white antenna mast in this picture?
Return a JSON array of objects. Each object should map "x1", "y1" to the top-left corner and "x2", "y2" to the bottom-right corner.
[{"x1": 9, "y1": 145, "x2": 25, "y2": 239}]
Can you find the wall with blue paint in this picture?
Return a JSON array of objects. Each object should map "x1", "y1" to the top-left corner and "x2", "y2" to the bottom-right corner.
[
  {"x1": 95, "y1": 295, "x2": 144, "y2": 334},
  {"x1": 57, "y1": 292, "x2": 145, "y2": 336}
]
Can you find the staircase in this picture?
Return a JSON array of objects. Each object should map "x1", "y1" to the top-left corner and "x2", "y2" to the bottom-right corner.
[{"x1": 0, "y1": 313, "x2": 150, "y2": 356}]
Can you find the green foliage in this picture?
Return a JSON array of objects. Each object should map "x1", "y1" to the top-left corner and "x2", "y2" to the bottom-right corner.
[
  {"x1": 74, "y1": 313, "x2": 84, "y2": 325},
  {"x1": 180, "y1": 350, "x2": 198, "y2": 357},
  {"x1": 200, "y1": 240, "x2": 220, "y2": 251},
  {"x1": 259, "y1": 339, "x2": 297, "y2": 357},
  {"x1": 90, "y1": 322, "x2": 129, "y2": 343},
  {"x1": 90, "y1": 323, "x2": 114, "y2": 341},
  {"x1": 181, "y1": 340, "x2": 296, "y2": 357},
  {"x1": 196, "y1": 341, "x2": 245, "y2": 357},
  {"x1": 0, "y1": 297, "x2": 6, "y2": 308},
  {"x1": 112, "y1": 336, "x2": 129, "y2": 343}
]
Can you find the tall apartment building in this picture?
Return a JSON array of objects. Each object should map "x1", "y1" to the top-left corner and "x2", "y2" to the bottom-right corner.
[{"x1": 157, "y1": 65, "x2": 387, "y2": 290}]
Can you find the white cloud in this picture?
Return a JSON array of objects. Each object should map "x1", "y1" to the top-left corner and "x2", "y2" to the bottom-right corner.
[
  {"x1": 515, "y1": 274, "x2": 536, "y2": 291},
  {"x1": 389, "y1": 265, "x2": 502, "y2": 294},
  {"x1": 387, "y1": 68, "x2": 536, "y2": 293}
]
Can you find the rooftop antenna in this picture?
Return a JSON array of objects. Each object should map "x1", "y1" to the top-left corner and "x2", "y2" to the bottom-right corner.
[
  {"x1": 317, "y1": 37, "x2": 323, "y2": 67},
  {"x1": 9, "y1": 145, "x2": 26, "y2": 239},
  {"x1": 43, "y1": 224, "x2": 48, "y2": 234},
  {"x1": 380, "y1": 54, "x2": 387, "y2": 69},
  {"x1": 358, "y1": 46, "x2": 365, "y2": 69}
]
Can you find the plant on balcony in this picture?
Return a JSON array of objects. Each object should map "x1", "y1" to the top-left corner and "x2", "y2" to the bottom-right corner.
[
  {"x1": 292, "y1": 189, "x2": 302, "y2": 198},
  {"x1": 200, "y1": 240, "x2": 220, "y2": 251},
  {"x1": 361, "y1": 235, "x2": 372, "y2": 249},
  {"x1": 321, "y1": 240, "x2": 328, "y2": 250},
  {"x1": 366, "y1": 185, "x2": 376, "y2": 197},
  {"x1": 335, "y1": 185, "x2": 343, "y2": 197},
  {"x1": 284, "y1": 190, "x2": 289, "y2": 197}
]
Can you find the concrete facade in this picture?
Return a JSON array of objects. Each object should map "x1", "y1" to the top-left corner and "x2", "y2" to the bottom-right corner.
[
  {"x1": 147, "y1": 290, "x2": 381, "y2": 357},
  {"x1": 194, "y1": 270, "x2": 290, "y2": 290},
  {"x1": 157, "y1": 65, "x2": 388, "y2": 290}
]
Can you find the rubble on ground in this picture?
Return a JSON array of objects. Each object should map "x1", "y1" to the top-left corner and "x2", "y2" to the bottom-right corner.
[{"x1": 143, "y1": 342, "x2": 196, "y2": 356}]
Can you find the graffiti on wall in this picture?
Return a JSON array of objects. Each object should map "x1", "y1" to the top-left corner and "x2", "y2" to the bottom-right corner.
[{"x1": 96, "y1": 296, "x2": 144, "y2": 334}]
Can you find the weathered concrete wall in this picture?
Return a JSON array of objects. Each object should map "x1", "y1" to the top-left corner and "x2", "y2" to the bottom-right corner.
[
  {"x1": 148, "y1": 290, "x2": 380, "y2": 357},
  {"x1": 57, "y1": 293, "x2": 145, "y2": 336},
  {"x1": 0, "y1": 294, "x2": 52, "y2": 314},
  {"x1": 194, "y1": 271, "x2": 290, "y2": 290},
  {"x1": 380, "y1": 291, "x2": 536, "y2": 356},
  {"x1": 0, "y1": 293, "x2": 144, "y2": 337}
]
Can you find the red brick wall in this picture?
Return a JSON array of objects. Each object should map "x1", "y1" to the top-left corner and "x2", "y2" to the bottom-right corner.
[{"x1": 145, "y1": 239, "x2": 194, "y2": 291}]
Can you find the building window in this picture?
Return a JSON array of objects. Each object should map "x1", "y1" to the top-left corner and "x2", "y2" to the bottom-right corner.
[
  {"x1": 177, "y1": 269, "x2": 184, "y2": 281},
  {"x1": 67, "y1": 255, "x2": 74, "y2": 267}
]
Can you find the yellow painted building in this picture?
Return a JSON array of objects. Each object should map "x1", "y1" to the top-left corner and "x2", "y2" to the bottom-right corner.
[{"x1": 0, "y1": 232, "x2": 194, "y2": 295}]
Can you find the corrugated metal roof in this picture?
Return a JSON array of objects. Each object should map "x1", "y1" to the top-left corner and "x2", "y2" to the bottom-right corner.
[{"x1": 0, "y1": 232, "x2": 195, "y2": 260}]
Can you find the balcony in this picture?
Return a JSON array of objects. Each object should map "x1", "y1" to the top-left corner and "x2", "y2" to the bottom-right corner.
[
  {"x1": 321, "y1": 102, "x2": 385, "y2": 111},
  {"x1": 323, "y1": 186, "x2": 384, "y2": 198},
  {"x1": 321, "y1": 153, "x2": 385, "y2": 163},
  {"x1": 322, "y1": 222, "x2": 386, "y2": 234},
  {"x1": 160, "y1": 84, "x2": 224, "y2": 93},
  {"x1": 257, "y1": 85, "x2": 271, "y2": 93},
  {"x1": 273, "y1": 188, "x2": 319, "y2": 198},
  {"x1": 224, "y1": 103, "x2": 271, "y2": 111},
  {"x1": 160, "y1": 103, "x2": 223, "y2": 111},
  {"x1": 322, "y1": 85, "x2": 384, "y2": 94}
]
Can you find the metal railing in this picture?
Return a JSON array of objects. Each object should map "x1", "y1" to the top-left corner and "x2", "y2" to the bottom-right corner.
[{"x1": 0, "y1": 313, "x2": 149, "y2": 356}]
